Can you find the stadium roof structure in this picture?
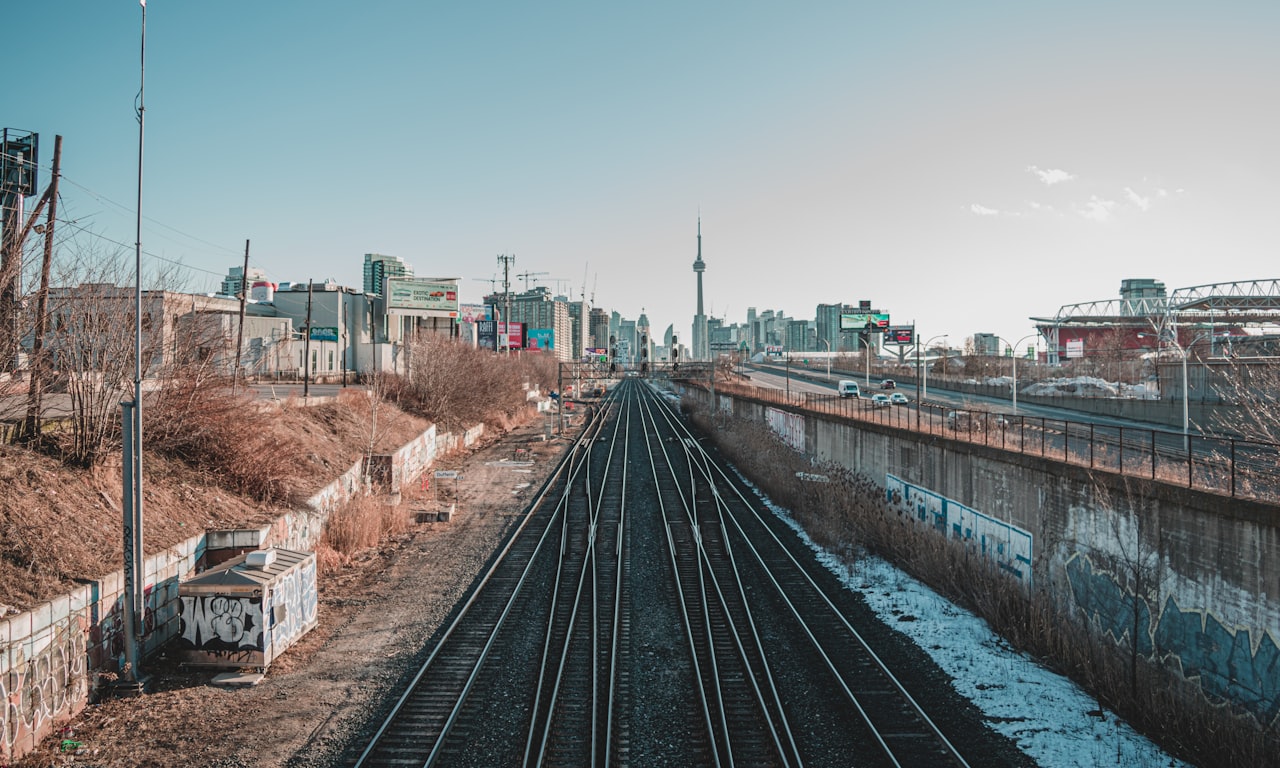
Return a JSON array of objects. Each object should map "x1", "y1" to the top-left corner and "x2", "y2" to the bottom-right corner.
[{"x1": 1032, "y1": 279, "x2": 1280, "y2": 327}]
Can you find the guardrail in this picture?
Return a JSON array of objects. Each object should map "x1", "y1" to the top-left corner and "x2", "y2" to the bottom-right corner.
[{"x1": 708, "y1": 379, "x2": 1279, "y2": 502}]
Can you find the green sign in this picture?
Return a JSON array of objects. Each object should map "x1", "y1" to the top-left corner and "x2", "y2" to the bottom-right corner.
[{"x1": 309, "y1": 326, "x2": 339, "y2": 342}]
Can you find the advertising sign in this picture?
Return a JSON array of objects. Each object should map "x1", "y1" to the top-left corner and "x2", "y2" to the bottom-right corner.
[
  {"x1": 527, "y1": 329, "x2": 554, "y2": 351},
  {"x1": 840, "y1": 313, "x2": 891, "y2": 331},
  {"x1": 765, "y1": 345, "x2": 784, "y2": 358},
  {"x1": 385, "y1": 278, "x2": 460, "y2": 317},
  {"x1": 459, "y1": 303, "x2": 490, "y2": 323},
  {"x1": 1065, "y1": 339, "x2": 1084, "y2": 359},
  {"x1": 308, "y1": 326, "x2": 339, "y2": 343},
  {"x1": 477, "y1": 321, "x2": 525, "y2": 350},
  {"x1": 885, "y1": 326, "x2": 914, "y2": 345}
]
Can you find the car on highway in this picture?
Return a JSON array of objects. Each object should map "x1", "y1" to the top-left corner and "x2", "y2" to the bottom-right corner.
[
  {"x1": 838, "y1": 380, "x2": 860, "y2": 398},
  {"x1": 870, "y1": 394, "x2": 891, "y2": 408},
  {"x1": 946, "y1": 410, "x2": 973, "y2": 429},
  {"x1": 889, "y1": 392, "x2": 909, "y2": 404},
  {"x1": 881, "y1": 379, "x2": 896, "y2": 390}
]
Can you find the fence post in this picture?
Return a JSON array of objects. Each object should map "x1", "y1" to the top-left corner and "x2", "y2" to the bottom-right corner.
[
  {"x1": 1187, "y1": 435, "x2": 1194, "y2": 488},
  {"x1": 1089, "y1": 423, "x2": 1095, "y2": 469},
  {"x1": 1151, "y1": 429, "x2": 1157, "y2": 480},
  {"x1": 1230, "y1": 440, "x2": 1236, "y2": 497}
]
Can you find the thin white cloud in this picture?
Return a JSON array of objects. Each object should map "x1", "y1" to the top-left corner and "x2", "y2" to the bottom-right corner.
[
  {"x1": 1078, "y1": 196, "x2": 1117, "y2": 222},
  {"x1": 970, "y1": 203, "x2": 1000, "y2": 216},
  {"x1": 1027, "y1": 165, "x2": 1077, "y2": 186},
  {"x1": 1027, "y1": 201, "x2": 1055, "y2": 213},
  {"x1": 1124, "y1": 187, "x2": 1151, "y2": 211}
]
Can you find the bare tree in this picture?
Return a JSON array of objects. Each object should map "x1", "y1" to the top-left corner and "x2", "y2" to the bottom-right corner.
[{"x1": 1210, "y1": 357, "x2": 1280, "y2": 444}]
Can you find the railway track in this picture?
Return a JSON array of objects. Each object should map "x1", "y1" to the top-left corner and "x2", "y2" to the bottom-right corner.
[{"x1": 347, "y1": 379, "x2": 1015, "y2": 767}]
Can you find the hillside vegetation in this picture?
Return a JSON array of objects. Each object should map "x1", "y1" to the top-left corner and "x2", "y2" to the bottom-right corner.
[{"x1": 0, "y1": 339, "x2": 559, "y2": 612}]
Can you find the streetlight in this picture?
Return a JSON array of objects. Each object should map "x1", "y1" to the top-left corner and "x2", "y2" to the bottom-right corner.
[
  {"x1": 997, "y1": 333, "x2": 1039, "y2": 414},
  {"x1": 856, "y1": 334, "x2": 872, "y2": 389},
  {"x1": 1141, "y1": 327, "x2": 1211, "y2": 452},
  {"x1": 918, "y1": 334, "x2": 948, "y2": 402},
  {"x1": 820, "y1": 338, "x2": 831, "y2": 380}
]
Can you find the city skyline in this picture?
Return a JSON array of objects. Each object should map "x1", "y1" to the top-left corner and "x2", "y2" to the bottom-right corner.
[{"x1": 7, "y1": 2, "x2": 1279, "y2": 348}]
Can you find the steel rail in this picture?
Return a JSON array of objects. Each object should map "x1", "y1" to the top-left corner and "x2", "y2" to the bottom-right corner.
[
  {"x1": 648, "y1": 385, "x2": 972, "y2": 768},
  {"x1": 352, "y1": 393, "x2": 609, "y2": 768},
  {"x1": 638, "y1": 384, "x2": 795, "y2": 767},
  {"x1": 526, "y1": 383, "x2": 630, "y2": 766}
]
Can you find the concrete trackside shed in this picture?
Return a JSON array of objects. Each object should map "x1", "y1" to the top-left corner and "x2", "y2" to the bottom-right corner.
[{"x1": 175, "y1": 548, "x2": 318, "y2": 670}]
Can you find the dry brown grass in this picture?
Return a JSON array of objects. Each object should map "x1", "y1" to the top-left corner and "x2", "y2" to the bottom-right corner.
[{"x1": 686, "y1": 398, "x2": 1279, "y2": 768}]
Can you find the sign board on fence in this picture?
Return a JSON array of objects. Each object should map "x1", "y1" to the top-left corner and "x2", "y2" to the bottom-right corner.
[{"x1": 434, "y1": 470, "x2": 459, "y2": 479}]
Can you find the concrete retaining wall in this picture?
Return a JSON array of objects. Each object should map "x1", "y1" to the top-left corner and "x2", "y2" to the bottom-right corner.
[
  {"x1": 0, "y1": 420, "x2": 482, "y2": 761},
  {"x1": 684, "y1": 385, "x2": 1280, "y2": 726}
]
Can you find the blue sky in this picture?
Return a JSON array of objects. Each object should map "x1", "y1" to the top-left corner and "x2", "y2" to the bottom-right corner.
[{"x1": 7, "y1": 1, "x2": 1279, "y2": 348}]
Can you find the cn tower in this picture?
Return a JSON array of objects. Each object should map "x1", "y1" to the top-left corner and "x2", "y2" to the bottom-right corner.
[{"x1": 692, "y1": 217, "x2": 708, "y2": 360}]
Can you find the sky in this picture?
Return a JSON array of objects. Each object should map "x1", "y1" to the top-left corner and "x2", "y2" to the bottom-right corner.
[{"x1": 7, "y1": 1, "x2": 1280, "y2": 349}]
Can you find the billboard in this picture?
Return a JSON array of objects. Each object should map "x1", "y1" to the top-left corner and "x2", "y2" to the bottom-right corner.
[
  {"x1": 385, "y1": 278, "x2": 460, "y2": 317},
  {"x1": 1065, "y1": 339, "x2": 1084, "y2": 359},
  {"x1": 840, "y1": 313, "x2": 890, "y2": 331},
  {"x1": 477, "y1": 320, "x2": 525, "y2": 350},
  {"x1": 885, "y1": 326, "x2": 914, "y2": 345},
  {"x1": 765, "y1": 345, "x2": 784, "y2": 358},
  {"x1": 459, "y1": 303, "x2": 490, "y2": 323},
  {"x1": 527, "y1": 329, "x2": 554, "y2": 351}
]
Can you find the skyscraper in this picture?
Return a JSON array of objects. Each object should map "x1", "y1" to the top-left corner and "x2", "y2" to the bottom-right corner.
[
  {"x1": 691, "y1": 218, "x2": 708, "y2": 360},
  {"x1": 363, "y1": 253, "x2": 412, "y2": 297}
]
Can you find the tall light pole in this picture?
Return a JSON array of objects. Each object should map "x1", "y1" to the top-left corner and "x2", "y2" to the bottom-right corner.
[
  {"x1": 918, "y1": 334, "x2": 948, "y2": 402},
  {"x1": 820, "y1": 338, "x2": 831, "y2": 380},
  {"x1": 1141, "y1": 327, "x2": 1210, "y2": 452},
  {"x1": 1170, "y1": 329, "x2": 1212, "y2": 453},
  {"x1": 997, "y1": 333, "x2": 1039, "y2": 414},
  {"x1": 857, "y1": 334, "x2": 872, "y2": 388}
]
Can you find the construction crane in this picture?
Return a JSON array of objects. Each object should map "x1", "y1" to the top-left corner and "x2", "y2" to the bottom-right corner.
[
  {"x1": 516, "y1": 271, "x2": 548, "y2": 290},
  {"x1": 471, "y1": 275, "x2": 500, "y2": 292}
]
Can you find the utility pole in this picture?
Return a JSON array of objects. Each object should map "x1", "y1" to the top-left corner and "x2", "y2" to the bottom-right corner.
[
  {"x1": 23, "y1": 135, "x2": 61, "y2": 441},
  {"x1": 303, "y1": 280, "x2": 313, "y2": 397},
  {"x1": 232, "y1": 239, "x2": 249, "y2": 395},
  {"x1": 497, "y1": 254, "x2": 515, "y2": 355}
]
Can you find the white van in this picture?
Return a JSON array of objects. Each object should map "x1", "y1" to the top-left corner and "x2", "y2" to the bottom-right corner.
[{"x1": 838, "y1": 380, "x2": 860, "y2": 398}]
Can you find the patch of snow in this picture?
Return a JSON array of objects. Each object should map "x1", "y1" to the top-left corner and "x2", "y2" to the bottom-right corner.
[{"x1": 729, "y1": 470, "x2": 1188, "y2": 768}]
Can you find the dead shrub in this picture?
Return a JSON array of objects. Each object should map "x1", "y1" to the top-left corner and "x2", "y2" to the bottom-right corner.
[
  {"x1": 144, "y1": 369, "x2": 306, "y2": 505},
  {"x1": 393, "y1": 336, "x2": 559, "y2": 431},
  {"x1": 320, "y1": 493, "x2": 412, "y2": 557}
]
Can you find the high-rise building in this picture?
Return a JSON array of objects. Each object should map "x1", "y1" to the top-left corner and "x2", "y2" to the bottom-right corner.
[
  {"x1": 691, "y1": 218, "x2": 708, "y2": 360},
  {"x1": 590, "y1": 308, "x2": 611, "y2": 355},
  {"x1": 363, "y1": 253, "x2": 412, "y2": 297},
  {"x1": 484, "y1": 287, "x2": 573, "y2": 361},
  {"x1": 220, "y1": 266, "x2": 268, "y2": 298},
  {"x1": 568, "y1": 300, "x2": 591, "y2": 358}
]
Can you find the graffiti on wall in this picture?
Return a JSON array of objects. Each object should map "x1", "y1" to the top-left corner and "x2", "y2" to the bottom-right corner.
[
  {"x1": 765, "y1": 407, "x2": 805, "y2": 453},
  {"x1": 1065, "y1": 553, "x2": 1280, "y2": 727},
  {"x1": 886, "y1": 474, "x2": 1033, "y2": 586},
  {"x1": 0, "y1": 619, "x2": 89, "y2": 757},
  {"x1": 176, "y1": 595, "x2": 263, "y2": 652},
  {"x1": 269, "y1": 559, "x2": 318, "y2": 651}
]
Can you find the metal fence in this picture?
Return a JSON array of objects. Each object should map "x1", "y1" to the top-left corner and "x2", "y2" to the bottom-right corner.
[{"x1": 709, "y1": 380, "x2": 1279, "y2": 503}]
